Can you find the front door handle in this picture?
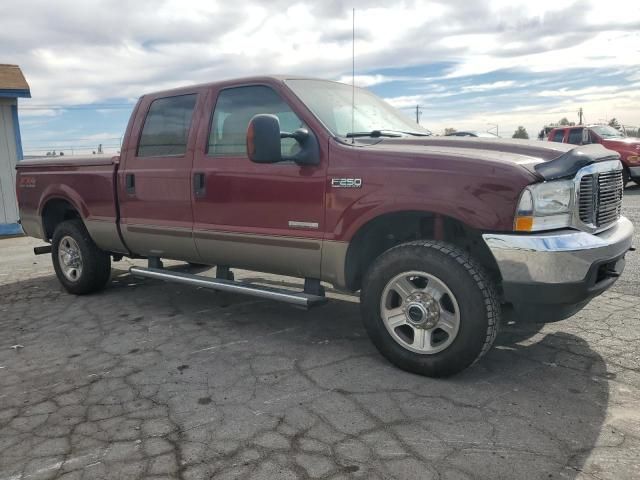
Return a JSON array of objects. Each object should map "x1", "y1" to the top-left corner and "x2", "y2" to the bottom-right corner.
[
  {"x1": 125, "y1": 173, "x2": 135, "y2": 194},
  {"x1": 193, "y1": 172, "x2": 206, "y2": 197}
]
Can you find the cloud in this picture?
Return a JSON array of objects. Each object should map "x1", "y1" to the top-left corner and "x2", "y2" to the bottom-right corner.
[
  {"x1": 461, "y1": 81, "x2": 516, "y2": 93},
  {"x1": 2, "y1": 0, "x2": 638, "y2": 147}
]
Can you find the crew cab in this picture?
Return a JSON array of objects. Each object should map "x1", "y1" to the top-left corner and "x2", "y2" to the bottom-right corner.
[
  {"x1": 547, "y1": 125, "x2": 640, "y2": 185},
  {"x1": 16, "y1": 76, "x2": 634, "y2": 377}
]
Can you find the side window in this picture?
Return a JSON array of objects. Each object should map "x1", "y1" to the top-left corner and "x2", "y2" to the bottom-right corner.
[
  {"x1": 208, "y1": 86, "x2": 305, "y2": 157},
  {"x1": 567, "y1": 128, "x2": 583, "y2": 145},
  {"x1": 552, "y1": 130, "x2": 565, "y2": 143},
  {"x1": 137, "y1": 94, "x2": 197, "y2": 157}
]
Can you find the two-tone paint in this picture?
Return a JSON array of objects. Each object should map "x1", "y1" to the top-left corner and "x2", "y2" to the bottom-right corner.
[{"x1": 17, "y1": 76, "x2": 586, "y2": 291}]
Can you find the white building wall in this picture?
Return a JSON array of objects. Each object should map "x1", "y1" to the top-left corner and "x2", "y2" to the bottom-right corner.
[{"x1": 0, "y1": 98, "x2": 19, "y2": 227}]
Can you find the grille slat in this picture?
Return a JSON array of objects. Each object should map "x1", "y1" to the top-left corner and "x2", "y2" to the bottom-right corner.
[{"x1": 577, "y1": 169, "x2": 623, "y2": 229}]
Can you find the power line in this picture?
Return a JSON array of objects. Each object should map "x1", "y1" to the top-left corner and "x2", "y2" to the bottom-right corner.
[
  {"x1": 25, "y1": 137, "x2": 122, "y2": 144},
  {"x1": 20, "y1": 104, "x2": 134, "y2": 111},
  {"x1": 23, "y1": 145, "x2": 121, "y2": 152}
]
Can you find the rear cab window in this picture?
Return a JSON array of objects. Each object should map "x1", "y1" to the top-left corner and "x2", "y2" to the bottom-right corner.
[
  {"x1": 208, "y1": 85, "x2": 306, "y2": 157},
  {"x1": 137, "y1": 94, "x2": 198, "y2": 157},
  {"x1": 552, "y1": 129, "x2": 565, "y2": 143},
  {"x1": 567, "y1": 128, "x2": 583, "y2": 145}
]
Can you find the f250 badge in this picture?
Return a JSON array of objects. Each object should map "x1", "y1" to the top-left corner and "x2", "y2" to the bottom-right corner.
[
  {"x1": 331, "y1": 178, "x2": 362, "y2": 188},
  {"x1": 19, "y1": 177, "x2": 36, "y2": 188}
]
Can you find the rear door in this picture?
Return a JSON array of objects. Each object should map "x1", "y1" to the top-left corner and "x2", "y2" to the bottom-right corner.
[
  {"x1": 191, "y1": 83, "x2": 327, "y2": 278},
  {"x1": 118, "y1": 91, "x2": 203, "y2": 261}
]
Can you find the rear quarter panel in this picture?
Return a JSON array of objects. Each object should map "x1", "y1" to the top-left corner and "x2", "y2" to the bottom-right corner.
[{"x1": 16, "y1": 159, "x2": 125, "y2": 252}]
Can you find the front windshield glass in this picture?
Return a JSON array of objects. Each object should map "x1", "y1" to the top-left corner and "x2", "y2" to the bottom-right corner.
[
  {"x1": 285, "y1": 79, "x2": 431, "y2": 137},
  {"x1": 590, "y1": 125, "x2": 625, "y2": 139}
]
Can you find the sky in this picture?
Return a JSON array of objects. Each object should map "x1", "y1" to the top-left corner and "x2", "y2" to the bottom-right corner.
[{"x1": 2, "y1": 0, "x2": 639, "y2": 155}]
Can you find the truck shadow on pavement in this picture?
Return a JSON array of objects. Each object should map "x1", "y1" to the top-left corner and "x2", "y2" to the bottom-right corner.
[{"x1": 0, "y1": 269, "x2": 615, "y2": 480}]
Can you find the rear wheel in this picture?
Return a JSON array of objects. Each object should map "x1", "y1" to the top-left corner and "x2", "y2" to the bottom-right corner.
[
  {"x1": 360, "y1": 241, "x2": 500, "y2": 377},
  {"x1": 52, "y1": 219, "x2": 111, "y2": 295}
]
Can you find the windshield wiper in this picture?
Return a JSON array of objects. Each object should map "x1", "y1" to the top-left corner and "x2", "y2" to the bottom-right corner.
[
  {"x1": 345, "y1": 130, "x2": 403, "y2": 138},
  {"x1": 393, "y1": 130, "x2": 432, "y2": 137},
  {"x1": 345, "y1": 129, "x2": 432, "y2": 138}
]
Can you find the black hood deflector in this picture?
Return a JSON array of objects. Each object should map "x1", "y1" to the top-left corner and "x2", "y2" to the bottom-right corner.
[{"x1": 534, "y1": 144, "x2": 619, "y2": 180}]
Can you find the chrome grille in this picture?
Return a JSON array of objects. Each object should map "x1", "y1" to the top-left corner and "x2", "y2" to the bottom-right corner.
[{"x1": 576, "y1": 169, "x2": 623, "y2": 229}]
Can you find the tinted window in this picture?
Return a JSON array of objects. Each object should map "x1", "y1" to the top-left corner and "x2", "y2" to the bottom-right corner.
[
  {"x1": 567, "y1": 128, "x2": 583, "y2": 145},
  {"x1": 208, "y1": 86, "x2": 305, "y2": 156},
  {"x1": 552, "y1": 130, "x2": 565, "y2": 143},
  {"x1": 137, "y1": 94, "x2": 197, "y2": 157}
]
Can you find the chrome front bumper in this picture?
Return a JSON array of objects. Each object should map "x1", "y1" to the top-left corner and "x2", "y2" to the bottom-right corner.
[
  {"x1": 629, "y1": 166, "x2": 640, "y2": 178},
  {"x1": 483, "y1": 217, "x2": 634, "y2": 305}
]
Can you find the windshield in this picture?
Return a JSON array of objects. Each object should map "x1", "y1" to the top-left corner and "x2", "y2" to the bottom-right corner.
[
  {"x1": 285, "y1": 79, "x2": 431, "y2": 138},
  {"x1": 590, "y1": 125, "x2": 625, "y2": 139}
]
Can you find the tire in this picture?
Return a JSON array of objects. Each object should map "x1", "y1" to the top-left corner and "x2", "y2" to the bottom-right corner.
[
  {"x1": 51, "y1": 219, "x2": 111, "y2": 295},
  {"x1": 623, "y1": 168, "x2": 630, "y2": 187},
  {"x1": 360, "y1": 240, "x2": 500, "y2": 377}
]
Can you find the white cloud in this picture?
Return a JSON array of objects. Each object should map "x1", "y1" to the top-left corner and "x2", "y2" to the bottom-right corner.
[
  {"x1": 2, "y1": 0, "x2": 639, "y2": 145},
  {"x1": 461, "y1": 81, "x2": 516, "y2": 93}
]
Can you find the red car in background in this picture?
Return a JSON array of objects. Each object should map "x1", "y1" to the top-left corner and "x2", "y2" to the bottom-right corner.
[{"x1": 548, "y1": 125, "x2": 640, "y2": 185}]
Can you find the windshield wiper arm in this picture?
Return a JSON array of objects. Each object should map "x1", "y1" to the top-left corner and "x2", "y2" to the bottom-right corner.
[
  {"x1": 345, "y1": 129, "x2": 432, "y2": 138},
  {"x1": 391, "y1": 130, "x2": 432, "y2": 137},
  {"x1": 345, "y1": 130, "x2": 403, "y2": 138}
]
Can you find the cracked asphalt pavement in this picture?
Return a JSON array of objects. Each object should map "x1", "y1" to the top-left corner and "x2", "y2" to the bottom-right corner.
[{"x1": 1, "y1": 185, "x2": 639, "y2": 480}]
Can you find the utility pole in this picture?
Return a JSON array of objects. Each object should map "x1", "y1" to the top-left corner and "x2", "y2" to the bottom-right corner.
[
  {"x1": 578, "y1": 107, "x2": 583, "y2": 125},
  {"x1": 415, "y1": 105, "x2": 422, "y2": 124}
]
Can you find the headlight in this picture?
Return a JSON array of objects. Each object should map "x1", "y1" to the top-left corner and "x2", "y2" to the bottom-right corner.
[{"x1": 514, "y1": 180, "x2": 573, "y2": 232}]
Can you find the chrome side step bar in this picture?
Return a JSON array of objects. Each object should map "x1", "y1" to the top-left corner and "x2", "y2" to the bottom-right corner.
[{"x1": 129, "y1": 267, "x2": 327, "y2": 309}]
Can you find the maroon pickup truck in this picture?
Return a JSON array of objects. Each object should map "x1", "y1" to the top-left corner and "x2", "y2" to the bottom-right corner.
[{"x1": 16, "y1": 76, "x2": 634, "y2": 377}]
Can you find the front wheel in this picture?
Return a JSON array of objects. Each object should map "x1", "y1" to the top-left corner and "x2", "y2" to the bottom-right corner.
[
  {"x1": 360, "y1": 241, "x2": 500, "y2": 377},
  {"x1": 52, "y1": 219, "x2": 111, "y2": 295}
]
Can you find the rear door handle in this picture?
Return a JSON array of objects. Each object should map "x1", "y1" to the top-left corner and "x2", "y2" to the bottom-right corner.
[
  {"x1": 193, "y1": 172, "x2": 206, "y2": 197},
  {"x1": 125, "y1": 173, "x2": 135, "y2": 194}
]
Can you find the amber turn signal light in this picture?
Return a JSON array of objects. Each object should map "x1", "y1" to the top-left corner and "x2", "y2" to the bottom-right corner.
[{"x1": 514, "y1": 216, "x2": 533, "y2": 232}]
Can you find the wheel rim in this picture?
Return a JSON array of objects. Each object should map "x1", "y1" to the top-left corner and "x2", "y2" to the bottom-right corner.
[
  {"x1": 380, "y1": 271, "x2": 461, "y2": 354},
  {"x1": 58, "y1": 236, "x2": 83, "y2": 282}
]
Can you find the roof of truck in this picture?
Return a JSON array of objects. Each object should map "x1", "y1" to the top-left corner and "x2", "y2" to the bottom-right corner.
[{"x1": 140, "y1": 75, "x2": 343, "y2": 98}]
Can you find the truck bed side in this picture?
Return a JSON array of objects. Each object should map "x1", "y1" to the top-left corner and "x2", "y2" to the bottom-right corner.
[{"x1": 15, "y1": 156, "x2": 127, "y2": 254}]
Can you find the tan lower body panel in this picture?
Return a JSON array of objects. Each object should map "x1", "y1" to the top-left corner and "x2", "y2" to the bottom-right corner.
[
  {"x1": 85, "y1": 220, "x2": 128, "y2": 254},
  {"x1": 18, "y1": 211, "x2": 44, "y2": 240},
  {"x1": 119, "y1": 225, "x2": 349, "y2": 289},
  {"x1": 320, "y1": 240, "x2": 349, "y2": 290},
  {"x1": 195, "y1": 230, "x2": 323, "y2": 279},
  {"x1": 122, "y1": 224, "x2": 201, "y2": 262}
]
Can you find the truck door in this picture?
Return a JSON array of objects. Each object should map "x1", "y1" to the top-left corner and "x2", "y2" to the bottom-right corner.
[
  {"x1": 118, "y1": 91, "x2": 202, "y2": 261},
  {"x1": 191, "y1": 84, "x2": 327, "y2": 278}
]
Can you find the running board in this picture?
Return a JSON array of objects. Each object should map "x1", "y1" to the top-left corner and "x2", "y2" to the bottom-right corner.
[{"x1": 129, "y1": 267, "x2": 327, "y2": 309}]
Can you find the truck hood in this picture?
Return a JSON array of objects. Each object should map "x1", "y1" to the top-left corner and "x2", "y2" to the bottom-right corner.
[
  {"x1": 601, "y1": 137, "x2": 640, "y2": 150},
  {"x1": 365, "y1": 137, "x2": 620, "y2": 180}
]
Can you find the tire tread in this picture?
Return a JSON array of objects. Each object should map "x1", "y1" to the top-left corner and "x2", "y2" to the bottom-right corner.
[{"x1": 361, "y1": 240, "x2": 500, "y2": 376}]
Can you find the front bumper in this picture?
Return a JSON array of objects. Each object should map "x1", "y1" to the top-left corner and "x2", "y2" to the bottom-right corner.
[
  {"x1": 629, "y1": 166, "x2": 640, "y2": 179},
  {"x1": 483, "y1": 217, "x2": 634, "y2": 306}
]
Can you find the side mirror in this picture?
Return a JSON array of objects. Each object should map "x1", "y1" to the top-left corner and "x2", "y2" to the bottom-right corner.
[
  {"x1": 581, "y1": 128, "x2": 590, "y2": 145},
  {"x1": 247, "y1": 114, "x2": 282, "y2": 164},
  {"x1": 247, "y1": 114, "x2": 320, "y2": 166}
]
